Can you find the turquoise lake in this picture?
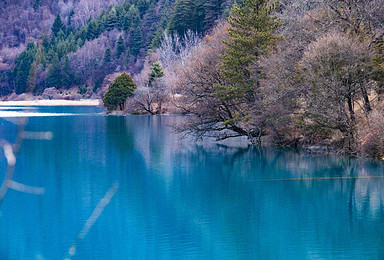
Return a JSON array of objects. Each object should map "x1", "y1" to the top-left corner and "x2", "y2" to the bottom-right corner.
[{"x1": 1, "y1": 106, "x2": 384, "y2": 259}]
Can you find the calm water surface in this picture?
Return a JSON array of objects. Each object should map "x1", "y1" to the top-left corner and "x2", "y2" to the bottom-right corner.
[{"x1": 1, "y1": 106, "x2": 384, "y2": 259}]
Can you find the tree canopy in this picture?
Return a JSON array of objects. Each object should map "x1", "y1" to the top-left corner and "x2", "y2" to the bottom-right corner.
[{"x1": 103, "y1": 72, "x2": 137, "y2": 111}]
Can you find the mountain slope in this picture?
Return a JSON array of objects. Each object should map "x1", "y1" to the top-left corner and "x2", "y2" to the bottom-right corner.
[{"x1": 0, "y1": 0, "x2": 233, "y2": 96}]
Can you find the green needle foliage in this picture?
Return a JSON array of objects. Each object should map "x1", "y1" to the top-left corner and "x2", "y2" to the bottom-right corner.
[
  {"x1": 104, "y1": 47, "x2": 112, "y2": 64},
  {"x1": 13, "y1": 42, "x2": 37, "y2": 94},
  {"x1": 217, "y1": 0, "x2": 281, "y2": 124},
  {"x1": 149, "y1": 62, "x2": 164, "y2": 86},
  {"x1": 116, "y1": 36, "x2": 126, "y2": 59},
  {"x1": 52, "y1": 14, "x2": 65, "y2": 36},
  {"x1": 103, "y1": 72, "x2": 137, "y2": 111}
]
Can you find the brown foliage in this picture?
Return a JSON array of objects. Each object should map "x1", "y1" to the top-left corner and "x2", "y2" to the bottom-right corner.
[{"x1": 357, "y1": 107, "x2": 384, "y2": 159}]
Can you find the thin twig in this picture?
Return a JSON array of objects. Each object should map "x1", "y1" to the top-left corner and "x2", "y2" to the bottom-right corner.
[{"x1": 64, "y1": 183, "x2": 119, "y2": 260}]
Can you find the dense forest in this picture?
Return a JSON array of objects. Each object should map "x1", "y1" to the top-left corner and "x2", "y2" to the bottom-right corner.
[
  {"x1": 1, "y1": 0, "x2": 384, "y2": 158},
  {"x1": 0, "y1": 0, "x2": 234, "y2": 96}
]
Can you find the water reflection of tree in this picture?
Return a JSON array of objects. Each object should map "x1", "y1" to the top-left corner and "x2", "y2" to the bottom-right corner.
[
  {"x1": 171, "y1": 145, "x2": 384, "y2": 258},
  {"x1": 106, "y1": 116, "x2": 134, "y2": 155}
]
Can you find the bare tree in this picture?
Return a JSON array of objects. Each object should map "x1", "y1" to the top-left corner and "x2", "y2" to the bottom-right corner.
[
  {"x1": 299, "y1": 32, "x2": 373, "y2": 148},
  {"x1": 357, "y1": 106, "x2": 384, "y2": 159},
  {"x1": 171, "y1": 23, "x2": 259, "y2": 141},
  {"x1": 130, "y1": 61, "x2": 170, "y2": 115},
  {"x1": 158, "y1": 30, "x2": 200, "y2": 69}
]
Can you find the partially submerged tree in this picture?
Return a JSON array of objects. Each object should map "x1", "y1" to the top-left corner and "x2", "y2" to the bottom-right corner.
[{"x1": 103, "y1": 72, "x2": 137, "y2": 111}]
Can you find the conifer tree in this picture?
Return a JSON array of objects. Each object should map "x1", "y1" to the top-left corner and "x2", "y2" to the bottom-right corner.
[
  {"x1": 47, "y1": 53, "x2": 62, "y2": 88},
  {"x1": 14, "y1": 42, "x2": 37, "y2": 94},
  {"x1": 106, "y1": 8, "x2": 118, "y2": 31},
  {"x1": 117, "y1": 8, "x2": 127, "y2": 30},
  {"x1": 116, "y1": 36, "x2": 126, "y2": 59},
  {"x1": 68, "y1": 10, "x2": 75, "y2": 28},
  {"x1": 217, "y1": 0, "x2": 280, "y2": 126},
  {"x1": 27, "y1": 45, "x2": 45, "y2": 93},
  {"x1": 52, "y1": 14, "x2": 65, "y2": 36},
  {"x1": 204, "y1": 0, "x2": 224, "y2": 31},
  {"x1": 130, "y1": 26, "x2": 143, "y2": 56},
  {"x1": 125, "y1": 48, "x2": 131, "y2": 66},
  {"x1": 86, "y1": 19, "x2": 99, "y2": 40},
  {"x1": 137, "y1": 0, "x2": 150, "y2": 17},
  {"x1": 149, "y1": 62, "x2": 164, "y2": 86},
  {"x1": 168, "y1": 0, "x2": 195, "y2": 35},
  {"x1": 103, "y1": 72, "x2": 137, "y2": 111},
  {"x1": 168, "y1": 0, "x2": 206, "y2": 35},
  {"x1": 104, "y1": 47, "x2": 112, "y2": 64},
  {"x1": 219, "y1": 0, "x2": 280, "y2": 96},
  {"x1": 192, "y1": 0, "x2": 206, "y2": 33},
  {"x1": 41, "y1": 33, "x2": 50, "y2": 51},
  {"x1": 125, "y1": 5, "x2": 140, "y2": 31}
]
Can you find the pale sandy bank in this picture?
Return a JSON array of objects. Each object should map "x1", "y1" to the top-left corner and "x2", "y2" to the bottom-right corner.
[{"x1": 0, "y1": 99, "x2": 101, "y2": 107}]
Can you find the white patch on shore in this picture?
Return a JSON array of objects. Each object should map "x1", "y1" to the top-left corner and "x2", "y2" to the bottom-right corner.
[{"x1": 0, "y1": 99, "x2": 100, "y2": 107}]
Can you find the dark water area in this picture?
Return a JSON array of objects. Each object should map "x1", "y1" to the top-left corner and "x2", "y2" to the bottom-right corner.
[{"x1": 1, "y1": 106, "x2": 384, "y2": 259}]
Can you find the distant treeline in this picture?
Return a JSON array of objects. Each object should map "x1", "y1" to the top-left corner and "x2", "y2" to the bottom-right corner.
[{"x1": 1, "y1": 0, "x2": 236, "y2": 96}]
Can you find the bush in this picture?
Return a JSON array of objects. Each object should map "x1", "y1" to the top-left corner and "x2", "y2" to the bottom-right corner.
[
  {"x1": 358, "y1": 109, "x2": 384, "y2": 159},
  {"x1": 103, "y1": 72, "x2": 136, "y2": 111}
]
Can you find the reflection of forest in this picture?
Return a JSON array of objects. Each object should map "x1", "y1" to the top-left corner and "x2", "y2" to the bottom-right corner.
[
  {"x1": 105, "y1": 115, "x2": 384, "y2": 259},
  {"x1": 2, "y1": 114, "x2": 384, "y2": 259}
]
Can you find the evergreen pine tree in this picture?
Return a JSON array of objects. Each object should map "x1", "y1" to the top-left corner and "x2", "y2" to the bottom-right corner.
[
  {"x1": 68, "y1": 10, "x2": 75, "y2": 28},
  {"x1": 47, "y1": 53, "x2": 62, "y2": 88},
  {"x1": 116, "y1": 36, "x2": 126, "y2": 59},
  {"x1": 27, "y1": 44, "x2": 46, "y2": 93},
  {"x1": 104, "y1": 47, "x2": 112, "y2": 64},
  {"x1": 137, "y1": 0, "x2": 150, "y2": 17},
  {"x1": 86, "y1": 19, "x2": 99, "y2": 40},
  {"x1": 130, "y1": 26, "x2": 143, "y2": 56},
  {"x1": 168, "y1": 0, "x2": 194, "y2": 35},
  {"x1": 125, "y1": 48, "x2": 131, "y2": 66},
  {"x1": 217, "y1": 0, "x2": 280, "y2": 123},
  {"x1": 204, "y1": 0, "x2": 224, "y2": 31},
  {"x1": 149, "y1": 62, "x2": 164, "y2": 86},
  {"x1": 103, "y1": 72, "x2": 137, "y2": 111},
  {"x1": 106, "y1": 8, "x2": 118, "y2": 31},
  {"x1": 117, "y1": 8, "x2": 127, "y2": 30},
  {"x1": 192, "y1": 0, "x2": 206, "y2": 33},
  {"x1": 168, "y1": 0, "x2": 206, "y2": 35},
  {"x1": 14, "y1": 42, "x2": 37, "y2": 94},
  {"x1": 52, "y1": 14, "x2": 65, "y2": 36},
  {"x1": 41, "y1": 33, "x2": 50, "y2": 52}
]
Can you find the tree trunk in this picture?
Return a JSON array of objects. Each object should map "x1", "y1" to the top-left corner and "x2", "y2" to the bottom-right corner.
[
  {"x1": 347, "y1": 95, "x2": 355, "y2": 122},
  {"x1": 157, "y1": 101, "x2": 162, "y2": 114},
  {"x1": 360, "y1": 83, "x2": 372, "y2": 112}
]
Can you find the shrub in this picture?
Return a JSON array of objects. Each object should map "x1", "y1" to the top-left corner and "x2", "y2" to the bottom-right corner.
[{"x1": 357, "y1": 109, "x2": 384, "y2": 159}]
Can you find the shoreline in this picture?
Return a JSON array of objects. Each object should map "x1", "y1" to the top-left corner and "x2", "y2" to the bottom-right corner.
[{"x1": 0, "y1": 99, "x2": 101, "y2": 107}]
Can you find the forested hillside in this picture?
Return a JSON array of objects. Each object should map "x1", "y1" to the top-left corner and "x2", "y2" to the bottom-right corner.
[{"x1": 0, "y1": 0, "x2": 233, "y2": 96}]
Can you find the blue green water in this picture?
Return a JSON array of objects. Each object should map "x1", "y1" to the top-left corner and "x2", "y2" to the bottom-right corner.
[{"x1": 1, "y1": 106, "x2": 384, "y2": 259}]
